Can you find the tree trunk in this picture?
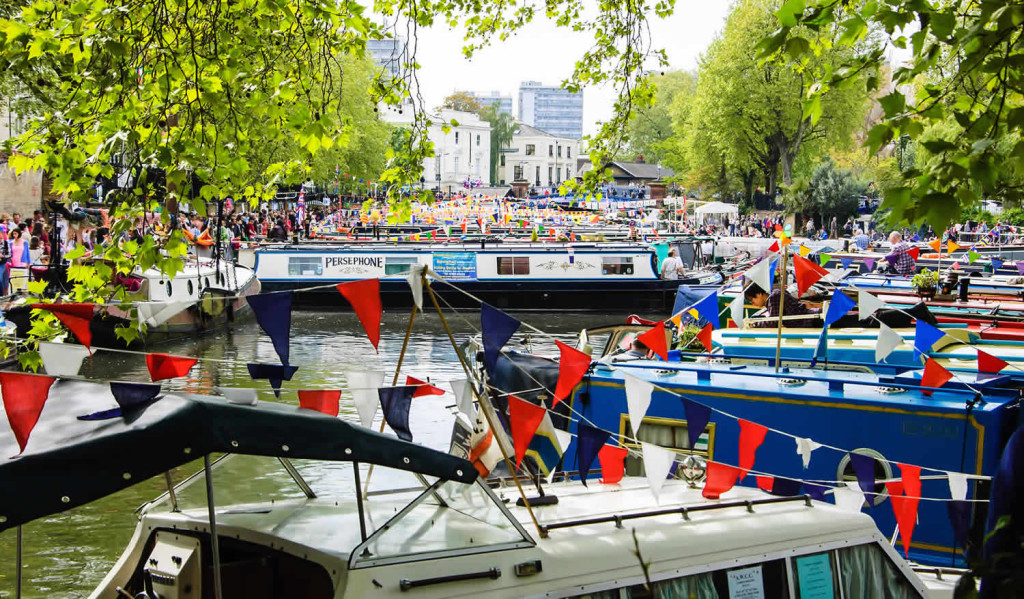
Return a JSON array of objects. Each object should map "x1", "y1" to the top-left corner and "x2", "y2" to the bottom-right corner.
[
  {"x1": 743, "y1": 169, "x2": 755, "y2": 204},
  {"x1": 780, "y1": 151, "x2": 795, "y2": 186}
]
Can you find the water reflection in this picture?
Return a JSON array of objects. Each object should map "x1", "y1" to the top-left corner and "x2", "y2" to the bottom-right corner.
[{"x1": 0, "y1": 310, "x2": 630, "y2": 597}]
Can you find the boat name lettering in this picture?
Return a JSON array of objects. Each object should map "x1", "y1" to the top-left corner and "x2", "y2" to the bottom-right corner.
[
  {"x1": 902, "y1": 422, "x2": 958, "y2": 438},
  {"x1": 324, "y1": 256, "x2": 383, "y2": 268}
]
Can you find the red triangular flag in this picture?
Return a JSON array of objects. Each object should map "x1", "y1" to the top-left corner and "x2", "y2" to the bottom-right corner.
[
  {"x1": 336, "y1": 279, "x2": 382, "y2": 351},
  {"x1": 738, "y1": 419, "x2": 769, "y2": 478},
  {"x1": 406, "y1": 376, "x2": 445, "y2": 398},
  {"x1": 33, "y1": 303, "x2": 94, "y2": 351},
  {"x1": 0, "y1": 372, "x2": 57, "y2": 454},
  {"x1": 553, "y1": 340, "x2": 592, "y2": 404},
  {"x1": 977, "y1": 350, "x2": 1009, "y2": 375},
  {"x1": 598, "y1": 444, "x2": 629, "y2": 484},
  {"x1": 697, "y1": 323, "x2": 713, "y2": 353},
  {"x1": 508, "y1": 395, "x2": 547, "y2": 469},
  {"x1": 756, "y1": 475, "x2": 774, "y2": 493},
  {"x1": 768, "y1": 240, "x2": 780, "y2": 253},
  {"x1": 145, "y1": 353, "x2": 199, "y2": 382},
  {"x1": 702, "y1": 461, "x2": 740, "y2": 499},
  {"x1": 920, "y1": 358, "x2": 954, "y2": 396},
  {"x1": 908, "y1": 246, "x2": 920, "y2": 260},
  {"x1": 636, "y1": 322, "x2": 669, "y2": 361},
  {"x1": 297, "y1": 390, "x2": 342, "y2": 417},
  {"x1": 793, "y1": 255, "x2": 829, "y2": 296}
]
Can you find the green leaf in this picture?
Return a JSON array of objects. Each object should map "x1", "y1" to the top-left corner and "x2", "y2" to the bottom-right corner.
[
  {"x1": 776, "y1": 0, "x2": 805, "y2": 28},
  {"x1": 784, "y1": 36, "x2": 811, "y2": 60}
]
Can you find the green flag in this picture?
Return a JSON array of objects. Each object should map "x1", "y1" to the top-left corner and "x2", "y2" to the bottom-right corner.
[
  {"x1": 968, "y1": 250, "x2": 981, "y2": 264},
  {"x1": 819, "y1": 253, "x2": 832, "y2": 267}
]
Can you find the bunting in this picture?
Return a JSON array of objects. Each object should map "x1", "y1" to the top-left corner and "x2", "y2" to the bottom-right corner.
[
  {"x1": 636, "y1": 322, "x2": 669, "y2": 361},
  {"x1": 642, "y1": 442, "x2": 676, "y2": 502},
  {"x1": 689, "y1": 292, "x2": 720, "y2": 330},
  {"x1": 450, "y1": 378, "x2": 475, "y2": 420},
  {"x1": 682, "y1": 396, "x2": 711, "y2": 450},
  {"x1": 887, "y1": 463, "x2": 922, "y2": 557},
  {"x1": 406, "y1": 376, "x2": 445, "y2": 398},
  {"x1": 990, "y1": 257, "x2": 1005, "y2": 271},
  {"x1": 729, "y1": 296, "x2": 744, "y2": 328},
  {"x1": 37, "y1": 342, "x2": 90, "y2": 377},
  {"x1": 576, "y1": 423, "x2": 611, "y2": 486},
  {"x1": 247, "y1": 363, "x2": 299, "y2": 397},
  {"x1": 948, "y1": 472, "x2": 968, "y2": 501},
  {"x1": 298, "y1": 390, "x2": 342, "y2": 417},
  {"x1": 967, "y1": 250, "x2": 981, "y2": 264},
  {"x1": 947, "y1": 500, "x2": 971, "y2": 551},
  {"x1": 702, "y1": 461, "x2": 740, "y2": 499},
  {"x1": 977, "y1": 350, "x2": 1009, "y2": 375},
  {"x1": 553, "y1": 340, "x2": 592, "y2": 403},
  {"x1": 928, "y1": 238, "x2": 941, "y2": 252},
  {"x1": 737, "y1": 419, "x2": 768, "y2": 478},
  {"x1": 696, "y1": 324, "x2": 713, "y2": 353},
  {"x1": 793, "y1": 255, "x2": 829, "y2": 295},
  {"x1": 947, "y1": 240, "x2": 960, "y2": 254},
  {"x1": 795, "y1": 437, "x2": 821, "y2": 469},
  {"x1": 850, "y1": 452, "x2": 877, "y2": 497},
  {"x1": 833, "y1": 483, "x2": 866, "y2": 513},
  {"x1": 145, "y1": 353, "x2": 198, "y2": 382},
  {"x1": 819, "y1": 252, "x2": 832, "y2": 267},
  {"x1": 33, "y1": 303, "x2": 94, "y2": 351},
  {"x1": 378, "y1": 385, "x2": 416, "y2": 441},
  {"x1": 598, "y1": 444, "x2": 629, "y2": 484},
  {"x1": 920, "y1": 358, "x2": 954, "y2": 396},
  {"x1": 745, "y1": 259, "x2": 773, "y2": 292},
  {"x1": 1018, "y1": 262, "x2": 1024, "y2": 276},
  {"x1": 336, "y1": 279, "x2": 383, "y2": 351},
  {"x1": 0, "y1": 372, "x2": 56, "y2": 455},
  {"x1": 347, "y1": 369, "x2": 385, "y2": 428},
  {"x1": 858, "y1": 290, "x2": 885, "y2": 319},
  {"x1": 481, "y1": 303, "x2": 520, "y2": 375},
  {"x1": 840, "y1": 258, "x2": 853, "y2": 270},
  {"x1": 247, "y1": 291, "x2": 293, "y2": 365},
  {"x1": 914, "y1": 320, "x2": 945, "y2": 360},
  {"x1": 509, "y1": 395, "x2": 547, "y2": 469},
  {"x1": 824, "y1": 291, "x2": 856, "y2": 326},
  {"x1": 624, "y1": 372, "x2": 654, "y2": 438},
  {"x1": 80, "y1": 382, "x2": 163, "y2": 421},
  {"x1": 907, "y1": 247, "x2": 921, "y2": 261},
  {"x1": 875, "y1": 324, "x2": 903, "y2": 362}
]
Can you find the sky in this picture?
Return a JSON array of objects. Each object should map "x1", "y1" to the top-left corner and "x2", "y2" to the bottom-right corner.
[{"x1": 408, "y1": 2, "x2": 734, "y2": 136}]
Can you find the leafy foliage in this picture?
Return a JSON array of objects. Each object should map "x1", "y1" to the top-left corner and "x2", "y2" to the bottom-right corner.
[
  {"x1": 783, "y1": 158, "x2": 865, "y2": 224},
  {"x1": 440, "y1": 91, "x2": 483, "y2": 113},
  {"x1": 620, "y1": 70, "x2": 695, "y2": 169},
  {"x1": 477, "y1": 101, "x2": 518, "y2": 184}
]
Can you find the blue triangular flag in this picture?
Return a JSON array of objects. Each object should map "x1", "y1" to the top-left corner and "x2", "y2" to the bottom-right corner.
[
  {"x1": 768, "y1": 260, "x2": 778, "y2": 292},
  {"x1": 769, "y1": 477, "x2": 804, "y2": 497},
  {"x1": 378, "y1": 385, "x2": 416, "y2": 442},
  {"x1": 947, "y1": 500, "x2": 971, "y2": 550},
  {"x1": 78, "y1": 382, "x2": 163, "y2": 421},
  {"x1": 914, "y1": 320, "x2": 946, "y2": 360},
  {"x1": 247, "y1": 292, "x2": 293, "y2": 365},
  {"x1": 810, "y1": 326, "x2": 828, "y2": 367},
  {"x1": 247, "y1": 362, "x2": 299, "y2": 398},
  {"x1": 803, "y1": 483, "x2": 828, "y2": 501},
  {"x1": 824, "y1": 290, "x2": 856, "y2": 326},
  {"x1": 692, "y1": 292, "x2": 719, "y2": 330},
  {"x1": 850, "y1": 452, "x2": 877, "y2": 498},
  {"x1": 481, "y1": 303, "x2": 521, "y2": 375},
  {"x1": 576, "y1": 422, "x2": 610, "y2": 486},
  {"x1": 841, "y1": 258, "x2": 853, "y2": 269},
  {"x1": 681, "y1": 396, "x2": 711, "y2": 449},
  {"x1": 990, "y1": 257, "x2": 1004, "y2": 271}
]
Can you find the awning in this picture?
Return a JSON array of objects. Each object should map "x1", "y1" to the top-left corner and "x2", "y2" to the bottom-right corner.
[{"x1": 0, "y1": 380, "x2": 476, "y2": 531}]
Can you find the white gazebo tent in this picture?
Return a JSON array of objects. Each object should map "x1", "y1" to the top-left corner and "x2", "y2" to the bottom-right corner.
[{"x1": 694, "y1": 201, "x2": 739, "y2": 224}]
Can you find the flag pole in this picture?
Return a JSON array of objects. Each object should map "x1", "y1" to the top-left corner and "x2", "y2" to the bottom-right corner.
[
  {"x1": 774, "y1": 244, "x2": 789, "y2": 373},
  {"x1": 15, "y1": 524, "x2": 23, "y2": 599},
  {"x1": 425, "y1": 279, "x2": 548, "y2": 539}
]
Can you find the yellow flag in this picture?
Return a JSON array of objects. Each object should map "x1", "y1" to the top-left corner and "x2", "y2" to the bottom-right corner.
[
  {"x1": 669, "y1": 313, "x2": 683, "y2": 328},
  {"x1": 947, "y1": 240, "x2": 960, "y2": 254},
  {"x1": 799, "y1": 245, "x2": 811, "y2": 257}
]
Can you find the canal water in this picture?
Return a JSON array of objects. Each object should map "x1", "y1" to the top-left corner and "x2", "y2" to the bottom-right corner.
[{"x1": 0, "y1": 309, "x2": 630, "y2": 598}]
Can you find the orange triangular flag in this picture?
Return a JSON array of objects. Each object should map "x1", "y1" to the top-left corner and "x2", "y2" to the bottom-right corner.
[
  {"x1": 793, "y1": 255, "x2": 829, "y2": 295},
  {"x1": 920, "y1": 358, "x2": 954, "y2": 396},
  {"x1": 928, "y1": 239, "x2": 941, "y2": 252}
]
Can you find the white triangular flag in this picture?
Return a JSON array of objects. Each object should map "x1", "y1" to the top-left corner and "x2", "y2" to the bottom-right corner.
[
  {"x1": 729, "y1": 295, "x2": 744, "y2": 328},
  {"x1": 858, "y1": 290, "x2": 885, "y2": 319},
  {"x1": 406, "y1": 264, "x2": 425, "y2": 310},
  {"x1": 346, "y1": 370, "x2": 385, "y2": 428},
  {"x1": 745, "y1": 258, "x2": 772, "y2": 292},
  {"x1": 795, "y1": 437, "x2": 822, "y2": 469},
  {"x1": 137, "y1": 300, "x2": 195, "y2": 328},
  {"x1": 641, "y1": 442, "x2": 676, "y2": 503},
  {"x1": 553, "y1": 428, "x2": 573, "y2": 456},
  {"x1": 37, "y1": 341, "x2": 90, "y2": 377},
  {"x1": 450, "y1": 378, "x2": 475, "y2": 420},
  {"x1": 875, "y1": 323, "x2": 903, "y2": 363},
  {"x1": 833, "y1": 483, "x2": 866, "y2": 513},
  {"x1": 947, "y1": 471, "x2": 968, "y2": 501},
  {"x1": 624, "y1": 372, "x2": 654, "y2": 439},
  {"x1": 218, "y1": 387, "x2": 258, "y2": 406}
]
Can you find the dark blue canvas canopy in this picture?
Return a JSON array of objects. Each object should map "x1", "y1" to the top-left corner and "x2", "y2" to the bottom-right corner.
[{"x1": 0, "y1": 380, "x2": 476, "y2": 531}]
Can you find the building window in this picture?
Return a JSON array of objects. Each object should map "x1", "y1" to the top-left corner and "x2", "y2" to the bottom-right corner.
[
  {"x1": 455, "y1": 132, "x2": 459, "y2": 144},
  {"x1": 476, "y1": 134, "x2": 481, "y2": 146},
  {"x1": 557, "y1": 146, "x2": 562, "y2": 157},
  {"x1": 620, "y1": 415, "x2": 713, "y2": 477},
  {"x1": 567, "y1": 147, "x2": 571, "y2": 158},
  {"x1": 453, "y1": 156, "x2": 459, "y2": 175},
  {"x1": 288, "y1": 257, "x2": 323, "y2": 276},
  {"x1": 514, "y1": 165, "x2": 523, "y2": 180},
  {"x1": 497, "y1": 256, "x2": 530, "y2": 275},
  {"x1": 602, "y1": 257, "x2": 634, "y2": 275},
  {"x1": 385, "y1": 257, "x2": 418, "y2": 276},
  {"x1": 535, "y1": 166, "x2": 541, "y2": 186},
  {"x1": 525, "y1": 144, "x2": 535, "y2": 156},
  {"x1": 500, "y1": 155, "x2": 505, "y2": 166},
  {"x1": 548, "y1": 166, "x2": 553, "y2": 186},
  {"x1": 549, "y1": 145, "x2": 553, "y2": 157},
  {"x1": 566, "y1": 167, "x2": 571, "y2": 180}
]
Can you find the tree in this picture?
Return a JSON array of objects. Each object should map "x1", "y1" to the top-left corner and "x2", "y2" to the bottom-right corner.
[
  {"x1": 760, "y1": 0, "x2": 1024, "y2": 229},
  {"x1": 477, "y1": 102, "x2": 518, "y2": 184},
  {"x1": 684, "y1": 0, "x2": 871, "y2": 199},
  {"x1": 621, "y1": 70, "x2": 696, "y2": 167},
  {"x1": 783, "y1": 158, "x2": 864, "y2": 226},
  {"x1": 440, "y1": 92, "x2": 483, "y2": 113}
]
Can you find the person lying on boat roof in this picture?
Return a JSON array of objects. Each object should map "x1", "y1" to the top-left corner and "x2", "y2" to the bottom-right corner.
[
  {"x1": 745, "y1": 283, "x2": 823, "y2": 328},
  {"x1": 880, "y1": 231, "x2": 916, "y2": 276}
]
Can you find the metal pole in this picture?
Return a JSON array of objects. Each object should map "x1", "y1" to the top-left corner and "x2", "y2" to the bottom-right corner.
[
  {"x1": 774, "y1": 245, "x2": 789, "y2": 373},
  {"x1": 278, "y1": 457, "x2": 317, "y2": 499},
  {"x1": 15, "y1": 525, "x2": 23, "y2": 599},
  {"x1": 353, "y1": 461, "x2": 368, "y2": 542},
  {"x1": 163, "y1": 471, "x2": 180, "y2": 512},
  {"x1": 425, "y1": 281, "x2": 548, "y2": 538},
  {"x1": 204, "y1": 455, "x2": 224, "y2": 599}
]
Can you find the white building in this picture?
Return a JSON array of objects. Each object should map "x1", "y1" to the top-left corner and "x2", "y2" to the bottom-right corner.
[
  {"x1": 499, "y1": 123, "x2": 578, "y2": 188},
  {"x1": 383, "y1": 106, "x2": 491, "y2": 190}
]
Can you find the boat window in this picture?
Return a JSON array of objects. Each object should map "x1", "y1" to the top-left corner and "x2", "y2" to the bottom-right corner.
[
  {"x1": 626, "y1": 558, "x2": 790, "y2": 598},
  {"x1": 165, "y1": 281, "x2": 172, "y2": 296},
  {"x1": 625, "y1": 572, "x2": 716, "y2": 598},
  {"x1": 497, "y1": 256, "x2": 530, "y2": 275},
  {"x1": 620, "y1": 415, "x2": 712, "y2": 477},
  {"x1": 187, "y1": 280, "x2": 194, "y2": 295},
  {"x1": 288, "y1": 256, "x2": 323, "y2": 276},
  {"x1": 836, "y1": 448, "x2": 892, "y2": 506},
  {"x1": 350, "y1": 479, "x2": 531, "y2": 567},
  {"x1": 836, "y1": 544, "x2": 918, "y2": 599},
  {"x1": 602, "y1": 257, "x2": 634, "y2": 275},
  {"x1": 385, "y1": 256, "x2": 418, "y2": 276}
]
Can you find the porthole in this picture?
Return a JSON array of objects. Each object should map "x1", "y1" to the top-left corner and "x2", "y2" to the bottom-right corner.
[
  {"x1": 836, "y1": 448, "x2": 892, "y2": 507},
  {"x1": 205, "y1": 277, "x2": 211, "y2": 288},
  {"x1": 165, "y1": 281, "x2": 172, "y2": 296},
  {"x1": 187, "y1": 280, "x2": 194, "y2": 295}
]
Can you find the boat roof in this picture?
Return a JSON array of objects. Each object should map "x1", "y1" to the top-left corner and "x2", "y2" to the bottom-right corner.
[
  {"x1": 255, "y1": 242, "x2": 658, "y2": 252},
  {"x1": 0, "y1": 380, "x2": 475, "y2": 532}
]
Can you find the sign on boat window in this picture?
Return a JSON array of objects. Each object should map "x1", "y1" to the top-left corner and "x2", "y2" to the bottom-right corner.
[
  {"x1": 385, "y1": 256, "x2": 418, "y2": 276},
  {"x1": 497, "y1": 256, "x2": 530, "y2": 275},
  {"x1": 602, "y1": 257, "x2": 634, "y2": 275},
  {"x1": 288, "y1": 256, "x2": 322, "y2": 276}
]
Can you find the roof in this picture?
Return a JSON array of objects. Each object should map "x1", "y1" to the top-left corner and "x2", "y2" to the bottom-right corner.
[
  {"x1": 514, "y1": 123, "x2": 561, "y2": 138},
  {"x1": 608, "y1": 161, "x2": 675, "y2": 180},
  {"x1": 0, "y1": 380, "x2": 476, "y2": 531}
]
